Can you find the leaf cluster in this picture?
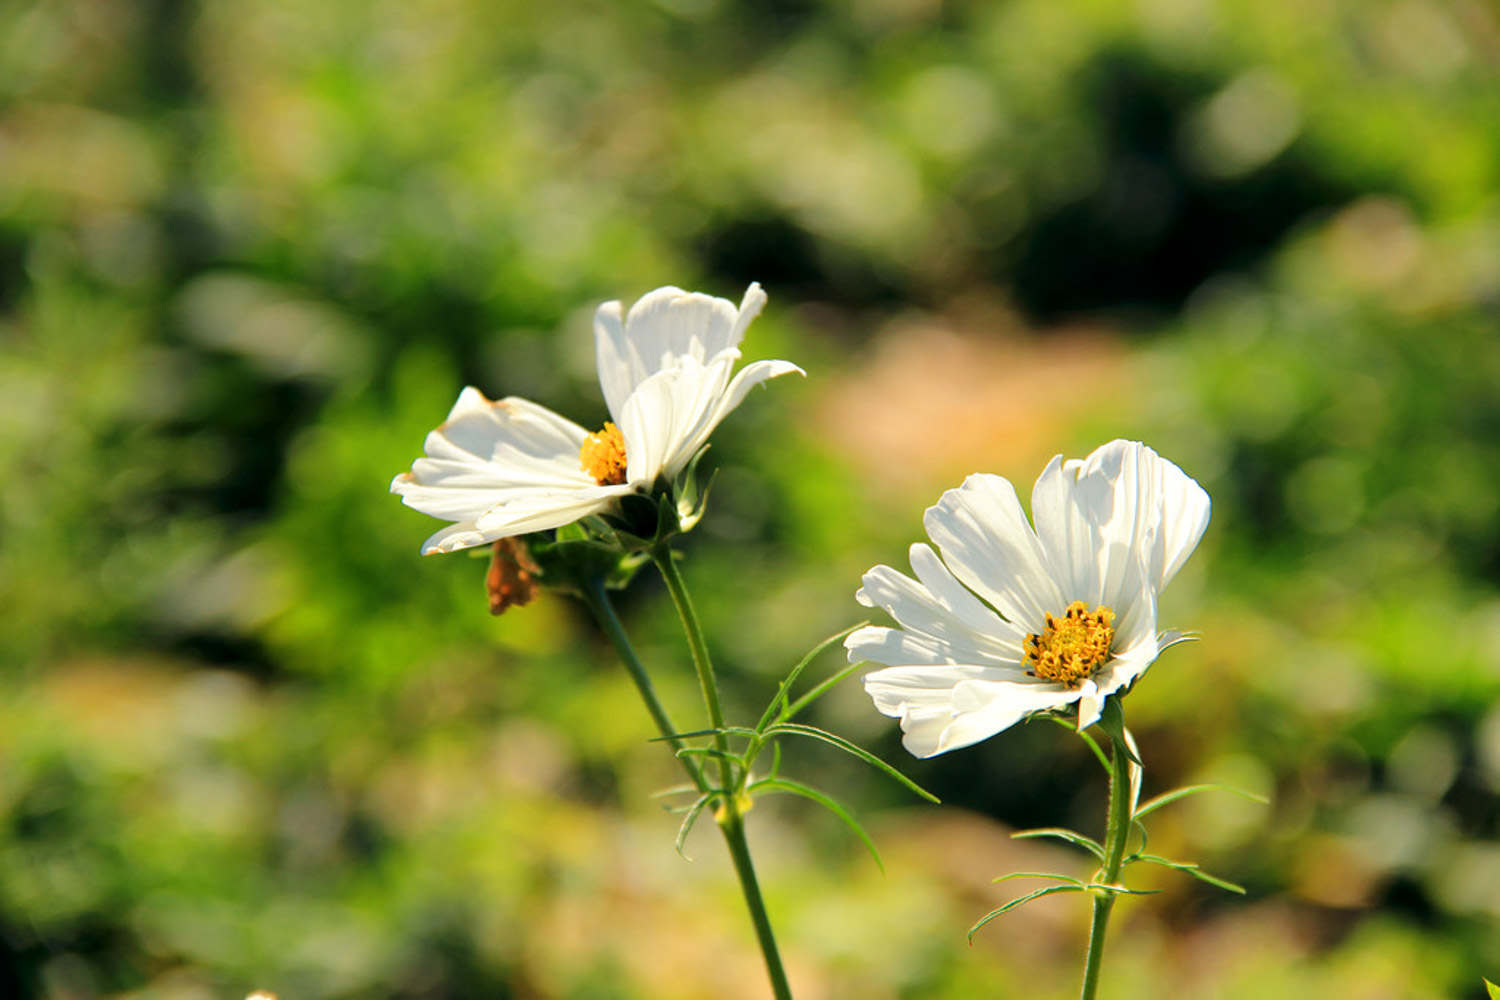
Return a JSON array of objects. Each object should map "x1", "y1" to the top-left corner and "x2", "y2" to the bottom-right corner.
[
  {"x1": 653, "y1": 624, "x2": 939, "y2": 867},
  {"x1": 969, "y1": 723, "x2": 1268, "y2": 941}
]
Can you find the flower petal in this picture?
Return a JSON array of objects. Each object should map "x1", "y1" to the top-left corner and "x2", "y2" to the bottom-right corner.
[
  {"x1": 434, "y1": 391, "x2": 590, "y2": 469},
  {"x1": 729, "y1": 282, "x2": 768, "y2": 348},
  {"x1": 908, "y1": 543, "x2": 1028, "y2": 643},
  {"x1": 1031, "y1": 453, "x2": 1099, "y2": 603},
  {"x1": 624, "y1": 286, "x2": 741, "y2": 372},
  {"x1": 616, "y1": 365, "x2": 680, "y2": 484},
  {"x1": 473, "y1": 483, "x2": 635, "y2": 537},
  {"x1": 1154, "y1": 454, "x2": 1212, "y2": 590},
  {"x1": 852, "y1": 553, "x2": 1025, "y2": 667},
  {"x1": 593, "y1": 300, "x2": 633, "y2": 422},
  {"x1": 1083, "y1": 440, "x2": 1211, "y2": 603},
  {"x1": 1032, "y1": 440, "x2": 1209, "y2": 614},
  {"x1": 391, "y1": 390, "x2": 598, "y2": 525},
  {"x1": 662, "y1": 356, "x2": 803, "y2": 478},
  {"x1": 923, "y1": 473, "x2": 1064, "y2": 631},
  {"x1": 844, "y1": 625, "x2": 1029, "y2": 678},
  {"x1": 1075, "y1": 679, "x2": 1104, "y2": 730},
  {"x1": 418, "y1": 520, "x2": 492, "y2": 555},
  {"x1": 863, "y1": 666, "x2": 1073, "y2": 758}
]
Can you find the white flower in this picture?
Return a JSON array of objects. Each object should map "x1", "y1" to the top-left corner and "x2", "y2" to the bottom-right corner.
[
  {"x1": 391, "y1": 283, "x2": 802, "y2": 554},
  {"x1": 846, "y1": 440, "x2": 1210, "y2": 758}
]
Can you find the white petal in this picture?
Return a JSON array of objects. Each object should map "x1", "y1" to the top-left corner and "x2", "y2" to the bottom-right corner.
[
  {"x1": 853, "y1": 560, "x2": 1024, "y2": 666},
  {"x1": 392, "y1": 478, "x2": 512, "y2": 521},
  {"x1": 1109, "y1": 562, "x2": 1158, "y2": 654},
  {"x1": 418, "y1": 520, "x2": 491, "y2": 555},
  {"x1": 859, "y1": 661, "x2": 1020, "y2": 714},
  {"x1": 472, "y1": 483, "x2": 634, "y2": 537},
  {"x1": 665, "y1": 358, "x2": 803, "y2": 477},
  {"x1": 391, "y1": 391, "x2": 598, "y2": 524},
  {"x1": 1154, "y1": 454, "x2": 1211, "y2": 590},
  {"x1": 1092, "y1": 625, "x2": 1190, "y2": 705},
  {"x1": 908, "y1": 543, "x2": 1029, "y2": 644},
  {"x1": 435, "y1": 392, "x2": 590, "y2": 469},
  {"x1": 844, "y1": 625, "x2": 1029, "y2": 679},
  {"x1": 863, "y1": 668, "x2": 1073, "y2": 758},
  {"x1": 1032, "y1": 440, "x2": 1210, "y2": 613},
  {"x1": 1031, "y1": 453, "x2": 1100, "y2": 603},
  {"x1": 624, "y1": 285, "x2": 741, "y2": 371},
  {"x1": 1091, "y1": 641, "x2": 1158, "y2": 704},
  {"x1": 888, "y1": 704, "x2": 955, "y2": 759},
  {"x1": 652, "y1": 354, "x2": 738, "y2": 479},
  {"x1": 616, "y1": 366, "x2": 679, "y2": 484},
  {"x1": 405, "y1": 456, "x2": 580, "y2": 490},
  {"x1": 1076, "y1": 679, "x2": 1104, "y2": 730},
  {"x1": 728, "y1": 282, "x2": 767, "y2": 347},
  {"x1": 923, "y1": 473, "x2": 1064, "y2": 631},
  {"x1": 593, "y1": 299, "x2": 633, "y2": 421},
  {"x1": 1074, "y1": 440, "x2": 1211, "y2": 603}
]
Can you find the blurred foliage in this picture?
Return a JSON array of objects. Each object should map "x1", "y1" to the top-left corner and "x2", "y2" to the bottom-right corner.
[{"x1": 3, "y1": 0, "x2": 1500, "y2": 997}]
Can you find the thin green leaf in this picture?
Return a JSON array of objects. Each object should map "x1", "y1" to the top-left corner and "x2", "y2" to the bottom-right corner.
[
  {"x1": 968, "y1": 885, "x2": 1084, "y2": 942},
  {"x1": 1484, "y1": 979, "x2": 1499, "y2": 1000},
  {"x1": 1077, "y1": 729, "x2": 1112, "y2": 774},
  {"x1": 991, "y1": 871, "x2": 1087, "y2": 887},
  {"x1": 1131, "y1": 854, "x2": 1246, "y2": 894},
  {"x1": 649, "y1": 782, "x2": 704, "y2": 800},
  {"x1": 768, "y1": 742, "x2": 782, "y2": 779},
  {"x1": 1180, "y1": 868, "x2": 1246, "y2": 895},
  {"x1": 781, "y1": 662, "x2": 864, "y2": 724},
  {"x1": 765, "y1": 723, "x2": 939, "y2": 803},
  {"x1": 674, "y1": 794, "x2": 713, "y2": 859},
  {"x1": 675, "y1": 747, "x2": 748, "y2": 766},
  {"x1": 1010, "y1": 827, "x2": 1104, "y2": 860},
  {"x1": 755, "y1": 623, "x2": 865, "y2": 733},
  {"x1": 1130, "y1": 818, "x2": 1149, "y2": 857},
  {"x1": 1085, "y1": 883, "x2": 1160, "y2": 896},
  {"x1": 1133, "y1": 783, "x2": 1269, "y2": 820},
  {"x1": 1050, "y1": 715, "x2": 1112, "y2": 774},
  {"x1": 649, "y1": 726, "x2": 759, "y2": 743},
  {"x1": 751, "y1": 777, "x2": 884, "y2": 872}
]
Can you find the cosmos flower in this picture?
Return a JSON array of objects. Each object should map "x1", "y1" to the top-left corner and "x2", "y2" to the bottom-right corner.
[
  {"x1": 847, "y1": 440, "x2": 1210, "y2": 757},
  {"x1": 391, "y1": 283, "x2": 801, "y2": 554}
]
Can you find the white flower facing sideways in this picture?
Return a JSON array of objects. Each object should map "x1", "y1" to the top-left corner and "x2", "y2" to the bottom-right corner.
[
  {"x1": 392, "y1": 283, "x2": 802, "y2": 554},
  {"x1": 847, "y1": 440, "x2": 1211, "y2": 758}
]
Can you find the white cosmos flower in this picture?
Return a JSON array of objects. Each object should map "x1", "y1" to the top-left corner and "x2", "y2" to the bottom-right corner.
[
  {"x1": 846, "y1": 440, "x2": 1210, "y2": 758},
  {"x1": 391, "y1": 283, "x2": 802, "y2": 554}
]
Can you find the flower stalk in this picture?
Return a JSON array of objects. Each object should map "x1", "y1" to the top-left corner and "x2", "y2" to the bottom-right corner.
[
  {"x1": 1078, "y1": 719, "x2": 1133, "y2": 1000},
  {"x1": 653, "y1": 546, "x2": 794, "y2": 1000},
  {"x1": 580, "y1": 576, "x2": 706, "y2": 794}
]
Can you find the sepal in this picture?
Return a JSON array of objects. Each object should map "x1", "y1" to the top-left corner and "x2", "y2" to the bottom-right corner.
[{"x1": 525, "y1": 522, "x2": 648, "y2": 594}]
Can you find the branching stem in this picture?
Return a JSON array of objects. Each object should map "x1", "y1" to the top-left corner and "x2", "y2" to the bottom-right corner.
[
  {"x1": 582, "y1": 576, "x2": 705, "y2": 793},
  {"x1": 653, "y1": 547, "x2": 793, "y2": 1000}
]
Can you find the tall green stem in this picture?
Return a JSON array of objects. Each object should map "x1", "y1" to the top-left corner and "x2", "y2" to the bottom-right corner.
[
  {"x1": 1078, "y1": 729, "x2": 1133, "y2": 1000},
  {"x1": 581, "y1": 577, "x2": 706, "y2": 793},
  {"x1": 653, "y1": 548, "x2": 794, "y2": 1000}
]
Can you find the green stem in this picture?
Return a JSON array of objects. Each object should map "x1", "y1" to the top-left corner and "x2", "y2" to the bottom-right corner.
[
  {"x1": 653, "y1": 547, "x2": 794, "y2": 1000},
  {"x1": 652, "y1": 549, "x2": 734, "y2": 790},
  {"x1": 581, "y1": 577, "x2": 706, "y2": 793},
  {"x1": 1079, "y1": 728, "x2": 1133, "y2": 1000}
]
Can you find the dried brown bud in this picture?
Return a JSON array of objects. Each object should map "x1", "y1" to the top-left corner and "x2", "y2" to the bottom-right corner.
[{"x1": 486, "y1": 537, "x2": 541, "y2": 615}]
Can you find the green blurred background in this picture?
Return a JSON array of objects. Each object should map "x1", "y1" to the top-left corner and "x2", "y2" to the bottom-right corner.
[{"x1": 4, "y1": 0, "x2": 1500, "y2": 996}]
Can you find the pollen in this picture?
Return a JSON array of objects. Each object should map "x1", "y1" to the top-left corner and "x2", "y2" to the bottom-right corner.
[
  {"x1": 580, "y1": 422, "x2": 627, "y2": 486},
  {"x1": 1024, "y1": 601, "x2": 1116, "y2": 688}
]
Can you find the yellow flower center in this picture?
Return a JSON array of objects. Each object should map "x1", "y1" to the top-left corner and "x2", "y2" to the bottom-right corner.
[
  {"x1": 1024, "y1": 601, "x2": 1116, "y2": 688},
  {"x1": 580, "y1": 422, "x2": 627, "y2": 486}
]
